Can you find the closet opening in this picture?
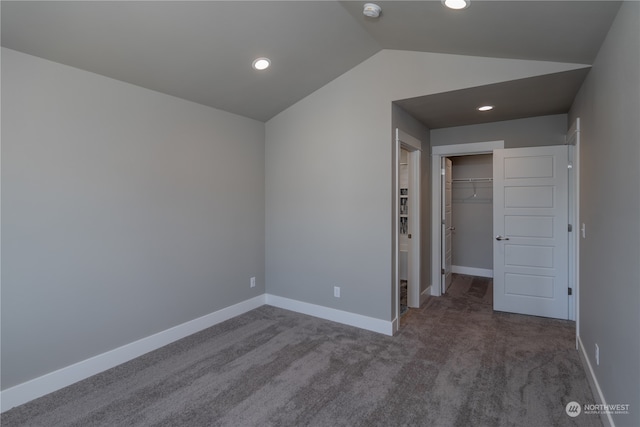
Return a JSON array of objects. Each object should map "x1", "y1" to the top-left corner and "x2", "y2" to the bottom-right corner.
[
  {"x1": 439, "y1": 154, "x2": 495, "y2": 304},
  {"x1": 430, "y1": 140, "x2": 504, "y2": 298},
  {"x1": 446, "y1": 154, "x2": 494, "y2": 291}
]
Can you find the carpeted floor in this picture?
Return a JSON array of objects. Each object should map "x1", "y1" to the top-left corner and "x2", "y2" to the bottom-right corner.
[
  {"x1": 1, "y1": 274, "x2": 601, "y2": 426},
  {"x1": 400, "y1": 279, "x2": 408, "y2": 316}
]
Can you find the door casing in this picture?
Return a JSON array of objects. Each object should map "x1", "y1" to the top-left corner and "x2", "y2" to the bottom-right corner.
[
  {"x1": 442, "y1": 157, "x2": 453, "y2": 294},
  {"x1": 567, "y1": 118, "x2": 580, "y2": 335},
  {"x1": 431, "y1": 141, "x2": 504, "y2": 296},
  {"x1": 393, "y1": 129, "x2": 421, "y2": 333},
  {"x1": 431, "y1": 139, "x2": 577, "y2": 322}
]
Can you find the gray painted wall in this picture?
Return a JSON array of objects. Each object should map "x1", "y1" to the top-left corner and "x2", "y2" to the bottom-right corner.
[
  {"x1": 1, "y1": 45, "x2": 598, "y2": 397},
  {"x1": 1, "y1": 48, "x2": 266, "y2": 389},
  {"x1": 451, "y1": 155, "x2": 492, "y2": 270},
  {"x1": 265, "y1": 49, "x2": 584, "y2": 321},
  {"x1": 569, "y1": 3, "x2": 640, "y2": 425},
  {"x1": 431, "y1": 114, "x2": 568, "y2": 148}
]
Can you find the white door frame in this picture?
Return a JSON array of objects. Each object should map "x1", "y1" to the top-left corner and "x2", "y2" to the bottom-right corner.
[
  {"x1": 431, "y1": 141, "x2": 504, "y2": 296},
  {"x1": 442, "y1": 157, "x2": 453, "y2": 294},
  {"x1": 567, "y1": 118, "x2": 580, "y2": 335},
  {"x1": 394, "y1": 129, "x2": 421, "y2": 332}
]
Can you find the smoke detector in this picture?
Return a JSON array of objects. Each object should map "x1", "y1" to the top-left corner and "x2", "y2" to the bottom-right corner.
[{"x1": 363, "y1": 3, "x2": 382, "y2": 18}]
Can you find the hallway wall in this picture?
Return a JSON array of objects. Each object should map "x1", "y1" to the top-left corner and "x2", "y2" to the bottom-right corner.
[
  {"x1": 569, "y1": 3, "x2": 640, "y2": 425},
  {"x1": 266, "y1": 50, "x2": 585, "y2": 322},
  {"x1": 431, "y1": 114, "x2": 568, "y2": 148}
]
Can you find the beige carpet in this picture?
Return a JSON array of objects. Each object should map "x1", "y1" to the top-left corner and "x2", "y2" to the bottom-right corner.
[{"x1": 1, "y1": 274, "x2": 601, "y2": 426}]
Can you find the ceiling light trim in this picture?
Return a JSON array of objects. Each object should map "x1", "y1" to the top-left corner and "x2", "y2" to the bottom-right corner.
[
  {"x1": 442, "y1": 0, "x2": 470, "y2": 10},
  {"x1": 252, "y1": 57, "x2": 271, "y2": 71}
]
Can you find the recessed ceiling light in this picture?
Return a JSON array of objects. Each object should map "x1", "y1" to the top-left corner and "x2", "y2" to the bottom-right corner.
[
  {"x1": 442, "y1": 0, "x2": 470, "y2": 10},
  {"x1": 252, "y1": 57, "x2": 271, "y2": 71},
  {"x1": 363, "y1": 3, "x2": 382, "y2": 18},
  {"x1": 477, "y1": 105, "x2": 494, "y2": 112}
]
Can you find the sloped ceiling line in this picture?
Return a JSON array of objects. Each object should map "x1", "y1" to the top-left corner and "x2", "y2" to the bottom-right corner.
[{"x1": 1, "y1": 1, "x2": 620, "y2": 124}]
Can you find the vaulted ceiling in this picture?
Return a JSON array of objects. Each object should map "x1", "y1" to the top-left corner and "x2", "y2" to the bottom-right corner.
[{"x1": 1, "y1": 1, "x2": 622, "y2": 127}]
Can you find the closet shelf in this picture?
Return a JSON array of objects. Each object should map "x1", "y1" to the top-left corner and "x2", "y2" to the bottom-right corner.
[{"x1": 452, "y1": 178, "x2": 493, "y2": 183}]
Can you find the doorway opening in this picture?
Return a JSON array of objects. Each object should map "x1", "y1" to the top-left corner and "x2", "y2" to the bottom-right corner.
[
  {"x1": 431, "y1": 141, "x2": 504, "y2": 297},
  {"x1": 441, "y1": 153, "x2": 495, "y2": 319},
  {"x1": 444, "y1": 154, "x2": 494, "y2": 294},
  {"x1": 433, "y1": 142, "x2": 575, "y2": 322},
  {"x1": 393, "y1": 129, "x2": 421, "y2": 333},
  {"x1": 399, "y1": 147, "x2": 410, "y2": 316}
]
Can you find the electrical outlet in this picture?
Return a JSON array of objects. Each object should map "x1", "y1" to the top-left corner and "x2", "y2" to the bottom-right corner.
[
  {"x1": 595, "y1": 343, "x2": 599, "y2": 366},
  {"x1": 334, "y1": 286, "x2": 340, "y2": 298},
  {"x1": 250, "y1": 277, "x2": 256, "y2": 288}
]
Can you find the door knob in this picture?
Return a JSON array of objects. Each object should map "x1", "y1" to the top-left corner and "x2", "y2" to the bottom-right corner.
[
  {"x1": 448, "y1": 226, "x2": 456, "y2": 231},
  {"x1": 495, "y1": 235, "x2": 510, "y2": 241}
]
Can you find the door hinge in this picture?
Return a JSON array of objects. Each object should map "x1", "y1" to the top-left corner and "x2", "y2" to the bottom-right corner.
[
  {"x1": 441, "y1": 168, "x2": 445, "y2": 176},
  {"x1": 568, "y1": 224, "x2": 573, "y2": 232},
  {"x1": 568, "y1": 288, "x2": 573, "y2": 296},
  {"x1": 441, "y1": 268, "x2": 445, "y2": 275}
]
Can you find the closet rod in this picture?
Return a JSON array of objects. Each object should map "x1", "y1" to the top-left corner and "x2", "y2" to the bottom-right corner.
[{"x1": 452, "y1": 178, "x2": 493, "y2": 182}]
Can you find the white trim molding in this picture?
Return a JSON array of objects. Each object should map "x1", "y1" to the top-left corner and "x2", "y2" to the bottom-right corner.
[
  {"x1": 394, "y1": 127, "x2": 423, "y2": 331},
  {"x1": 578, "y1": 335, "x2": 614, "y2": 427},
  {"x1": 420, "y1": 286, "x2": 431, "y2": 306},
  {"x1": 431, "y1": 140, "x2": 505, "y2": 296},
  {"x1": 432, "y1": 140, "x2": 504, "y2": 156},
  {"x1": 1, "y1": 293, "x2": 395, "y2": 412},
  {"x1": 0, "y1": 295, "x2": 266, "y2": 412},
  {"x1": 567, "y1": 117, "x2": 580, "y2": 326},
  {"x1": 397, "y1": 129, "x2": 422, "y2": 152},
  {"x1": 452, "y1": 265, "x2": 494, "y2": 278},
  {"x1": 265, "y1": 294, "x2": 394, "y2": 336}
]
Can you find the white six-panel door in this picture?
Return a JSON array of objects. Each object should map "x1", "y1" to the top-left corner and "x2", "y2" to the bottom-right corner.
[{"x1": 493, "y1": 146, "x2": 569, "y2": 319}]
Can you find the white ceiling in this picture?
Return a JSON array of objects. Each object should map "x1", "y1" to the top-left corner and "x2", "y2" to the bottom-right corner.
[{"x1": 1, "y1": 1, "x2": 622, "y2": 126}]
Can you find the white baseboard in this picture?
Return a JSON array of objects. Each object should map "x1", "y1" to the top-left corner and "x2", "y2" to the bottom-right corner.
[
  {"x1": 577, "y1": 335, "x2": 614, "y2": 427},
  {"x1": 0, "y1": 295, "x2": 266, "y2": 413},
  {"x1": 1, "y1": 293, "x2": 394, "y2": 412},
  {"x1": 452, "y1": 265, "x2": 493, "y2": 278},
  {"x1": 420, "y1": 286, "x2": 431, "y2": 306},
  {"x1": 265, "y1": 294, "x2": 393, "y2": 336}
]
